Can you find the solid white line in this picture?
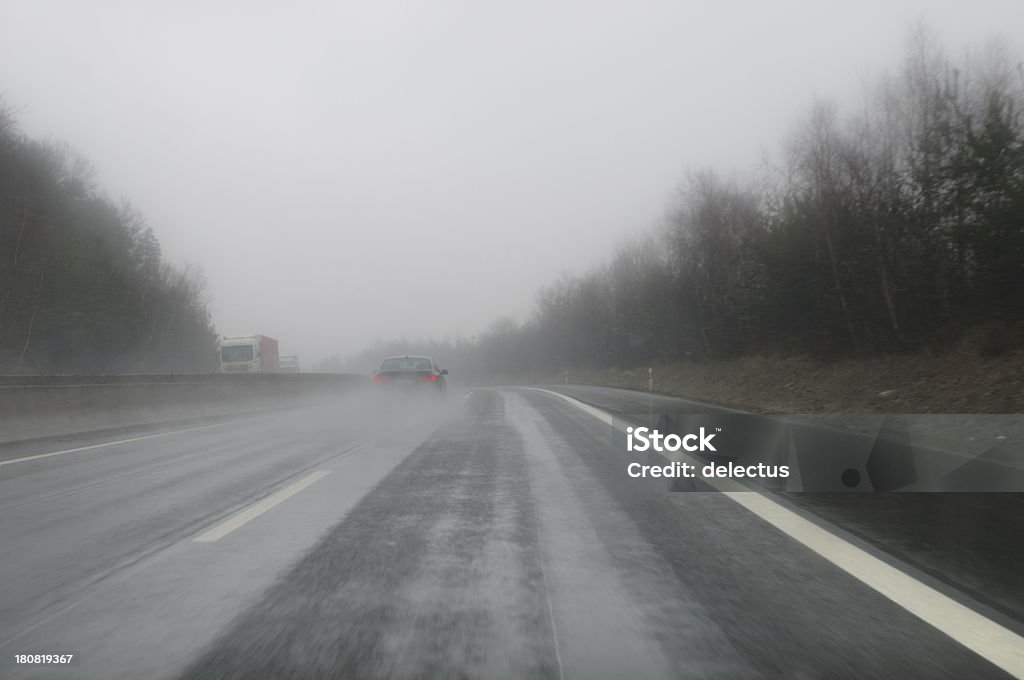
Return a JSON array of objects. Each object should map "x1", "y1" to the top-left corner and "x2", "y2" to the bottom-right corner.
[
  {"x1": 529, "y1": 387, "x2": 1024, "y2": 679},
  {"x1": 193, "y1": 470, "x2": 331, "y2": 543},
  {"x1": 0, "y1": 418, "x2": 261, "y2": 468}
]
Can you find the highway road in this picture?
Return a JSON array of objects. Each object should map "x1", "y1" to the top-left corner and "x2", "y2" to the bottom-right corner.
[{"x1": 1, "y1": 386, "x2": 1022, "y2": 679}]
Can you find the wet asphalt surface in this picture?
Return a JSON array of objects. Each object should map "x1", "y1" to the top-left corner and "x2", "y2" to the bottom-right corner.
[{"x1": 0, "y1": 387, "x2": 1020, "y2": 679}]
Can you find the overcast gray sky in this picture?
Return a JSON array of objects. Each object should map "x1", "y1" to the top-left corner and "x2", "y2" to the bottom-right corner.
[{"x1": 2, "y1": 1, "x2": 1023, "y2": 363}]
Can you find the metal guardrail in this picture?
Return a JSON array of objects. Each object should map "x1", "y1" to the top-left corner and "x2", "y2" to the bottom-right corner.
[
  {"x1": 0, "y1": 373, "x2": 366, "y2": 387},
  {"x1": 0, "y1": 373, "x2": 369, "y2": 445}
]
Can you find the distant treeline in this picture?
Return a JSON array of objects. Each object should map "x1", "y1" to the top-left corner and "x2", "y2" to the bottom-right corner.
[
  {"x1": 0, "y1": 105, "x2": 216, "y2": 374},
  {"x1": 341, "y1": 32, "x2": 1024, "y2": 378}
]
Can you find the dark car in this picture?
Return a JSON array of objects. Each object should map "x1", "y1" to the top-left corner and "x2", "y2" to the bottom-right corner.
[{"x1": 372, "y1": 355, "x2": 448, "y2": 395}]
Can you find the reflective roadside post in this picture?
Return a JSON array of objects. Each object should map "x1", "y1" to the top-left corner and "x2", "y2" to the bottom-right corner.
[{"x1": 648, "y1": 367, "x2": 653, "y2": 392}]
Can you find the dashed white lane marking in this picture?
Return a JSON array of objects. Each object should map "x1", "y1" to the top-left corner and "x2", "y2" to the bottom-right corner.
[
  {"x1": 0, "y1": 418, "x2": 261, "y2": 468},
  {"x1": 529, "y1": 387, "x2": 1024, "y2": 680},
  {"x1": 193, "y1": 470, "x2": 331, "y2": 543}
]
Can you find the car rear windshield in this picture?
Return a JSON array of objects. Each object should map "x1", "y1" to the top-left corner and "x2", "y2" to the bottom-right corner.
[{"x1": 379, "y1": 358, "x2": 432, "y2": 371}]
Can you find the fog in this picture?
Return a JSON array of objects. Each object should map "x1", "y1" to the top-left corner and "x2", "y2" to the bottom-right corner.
[{"x1": 2, "y1": 0, "x2": 1023, "y2": 364}]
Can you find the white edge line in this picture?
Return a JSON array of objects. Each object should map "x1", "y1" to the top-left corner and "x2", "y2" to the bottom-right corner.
[
  {"x1": 193, "y1": 470, "x2": 331, "y2": 543},
  {"x1": 0, "y1": 417, "x2": 263, "y2": 468},
  {"x1": 528, "y1": 387, "x2": 1024, "y2": 679}
]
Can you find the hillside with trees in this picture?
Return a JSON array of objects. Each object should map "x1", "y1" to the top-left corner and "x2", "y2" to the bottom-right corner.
[
  {"x1": 492, "y1": 34, "x2": 1023, "y2": 371},
  {"x1": 0, "y1": 103, "x2": 216, "y2": 374}
]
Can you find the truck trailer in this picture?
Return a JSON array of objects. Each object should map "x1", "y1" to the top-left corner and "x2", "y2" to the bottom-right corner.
[{"x1": 217, "y1": 335, "x2": 279, "y2": 373}]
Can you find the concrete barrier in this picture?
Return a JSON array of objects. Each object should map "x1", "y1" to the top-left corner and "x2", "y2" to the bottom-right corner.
[{"x1": 0, "y1": 374, "x2": 367, "y2": 444}]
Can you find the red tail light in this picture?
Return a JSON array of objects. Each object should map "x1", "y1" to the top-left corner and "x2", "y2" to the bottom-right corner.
[
  {"x1": 419, "y1": 374, "x2": 437, "y2": 382},
  {"x1": 373, "y1": 375, "x2": 389, "y2": 383}
]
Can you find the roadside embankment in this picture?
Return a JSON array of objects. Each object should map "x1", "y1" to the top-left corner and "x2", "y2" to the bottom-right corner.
[
  {"x1": 0, "y1": 373, "x2": 366, "y2": 444},
  {"x1": 496, "y1": 349, "x2": 1024, "y2": 414}
]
